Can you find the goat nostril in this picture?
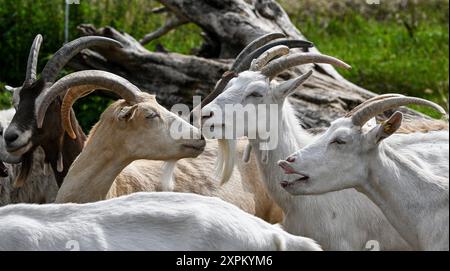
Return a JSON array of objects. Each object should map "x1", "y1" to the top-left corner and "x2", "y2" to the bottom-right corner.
[
  {"x1": 4, "y1": 131, "x2": 19, "y2": 144},
  {"x1": 286, "y1": 156, "x2": 296, "y2": 163}
]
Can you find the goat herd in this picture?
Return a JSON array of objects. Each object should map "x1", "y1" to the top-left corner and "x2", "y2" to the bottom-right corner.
[{"x1": 0, "y1": 33, "x2": 448, "y2": 251}]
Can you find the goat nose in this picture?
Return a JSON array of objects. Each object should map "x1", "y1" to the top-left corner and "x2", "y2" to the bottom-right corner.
[
  {"x1": 4, "y1": 130, "x2": 19, "y2": 144},
  {"x1": 286, "y1": 156, "x2": 296, "y2": 163}
]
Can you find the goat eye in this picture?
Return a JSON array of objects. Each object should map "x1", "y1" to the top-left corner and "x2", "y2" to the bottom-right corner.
[
  {"x1": 248, "y1": 92, "x2": 263, "y2": 98},
  {"x1": 330, "y1": 138, "x2": 346, "y2": 145},
  {"x1": 146, "y1": 112, "x2": 159, "y2": 119}
]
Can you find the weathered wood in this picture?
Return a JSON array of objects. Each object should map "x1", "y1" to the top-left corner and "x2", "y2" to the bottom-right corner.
[{"x1": 68, "y1": 0, "x2": 429, "y2": 128}]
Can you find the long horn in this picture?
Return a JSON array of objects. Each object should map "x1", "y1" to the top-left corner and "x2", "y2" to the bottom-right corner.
[
  {"x1": 200, "y1": 71, "x2": 238, "y2": 108},
  {"x1": 345, "y1": 94, "x2": 405, "y2": 117},
  {"x1": 230, "y1": 33, "x2": 286, "y2": 71},
  {"x1": 261, "y1": 52, "x2": 351, "y2": 79},
  {"x1": 36, "y1": 70, "x2": 142, "y2": 129},
  {"x1": 234, "y1": 39, "x2": 314, "y2": 72},
  {"x1": 41, "y1": 36, "x2": 123, "y2": 83},
  {"x1": 250, "y1": 45, "x2": 289, "y2": 71},
  {"x1": 62, "y1": 85, "x2": 97, "y2": 139},
  {"x1": 351, "y1": 96, "x2": 447, "y2": 127},
  {"x1": 24, "y1": 34, "x2": 43, "y2": 85}
]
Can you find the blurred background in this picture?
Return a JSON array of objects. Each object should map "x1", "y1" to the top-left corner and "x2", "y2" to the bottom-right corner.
[{"x1": 0, "y1": 0, "x2": 448, "y2": 131}]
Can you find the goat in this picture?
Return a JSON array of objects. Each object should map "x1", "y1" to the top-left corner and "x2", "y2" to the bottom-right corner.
[
  {"x1": 1, "y1": 78, "x2": 318, "y2": 251},
  {"x1": 3, "y1": 35, "x2": 121, "y2": 186},
  {"x1": 0, "y1": 108, "x2": 58, "y2": 206},
  {"x1": 0, "y1": 192, "x2": 320, "y2": 251},
  {"x1": 200, "y1": 34, "x2": 413, "y2": 250},
  {"x1": 34, "y1": 70, "x2": 282, "y2": 223},
  {"x1": 278, "y1": 96, "x2": 449, "y2": 250},
  {"x1": 4, "y1": 35, "x2": 282, "y2": 223}
]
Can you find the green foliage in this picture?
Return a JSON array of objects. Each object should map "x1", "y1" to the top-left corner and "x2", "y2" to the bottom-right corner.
[
  {"x1": 0, "y1": 0, "x2": 201, "y2": 132},
  {"x1": 72, "y1": 94, "x2": 114, "y2": 132},
  {"x1": 281, "y1": 0, "x2": 449, "y2": 116},
  {"x1": 0, "y1": 82, "x2": 12, "y2": 109},
  {"x1": 0, "y1": 0, "x2": 448, "y2": 130}
]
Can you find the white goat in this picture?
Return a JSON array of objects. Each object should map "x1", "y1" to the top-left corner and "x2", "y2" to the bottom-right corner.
[
  {"x1": 201, "y1": 36, "x2": 413, "y2": 250},
  {"x1": 0, "y1": 108, "x2": 58, "y2": 205},
  {"x1": 1, "y1": 77, "x2": 318, "y2": 251},
  {"x1": 0, "y1": 192, "x2": 320, "y2": 251},
  {"x1": 278, "y1": 96, "x2": 449, "y2": 250},
  {"x1": 27, "y1": 70, "x2": 282, "y2": 225}
]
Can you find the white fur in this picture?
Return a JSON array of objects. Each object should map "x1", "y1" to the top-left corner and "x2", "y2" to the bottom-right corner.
[
  {"x1": 160, "y1": 161, "x2": 177, "y2": 191},
  {"x1": 281, "y1": 117, "x2": 449, "y2": 250},
  {"x1": 0, "y1": 192, "x2": 321, "y2": 251},
  {"x1": 202, "y1": 71, "x2": 411, "y2": 250}
]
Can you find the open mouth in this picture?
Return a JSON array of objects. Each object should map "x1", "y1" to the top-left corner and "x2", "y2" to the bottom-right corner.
[{"x1": 280, "y1": 174, "x2": 310, "y2": 188}]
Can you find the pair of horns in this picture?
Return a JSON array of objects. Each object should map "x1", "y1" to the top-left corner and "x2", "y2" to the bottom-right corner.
[
  {"x1": 36, "y1": 70, "x2": 143, "y2": 139},
  {"x1": 202, "y1": 32, "x2": 351, "y2": 108},
  {"x1": 23, "y1": 34, "x2": 123, "y2": 87},
  {"x1": 348, "y1": 94, "x2": 447, "y2": 127},
  {"x1": 200, "y1": 33, "x2": 314, "y2": 109}
]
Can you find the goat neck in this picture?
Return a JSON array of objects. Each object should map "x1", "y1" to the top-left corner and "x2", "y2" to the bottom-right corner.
[
  {"x1": 361, "y1": 141, "x2": 449, "y2": 250},
  {"x1": 248, "y1": 100, "x2": 315, "y2": 211}
]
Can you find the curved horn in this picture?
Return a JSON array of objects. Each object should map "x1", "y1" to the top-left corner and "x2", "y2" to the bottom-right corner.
[
  {"x1": 230, "y1": 33, "x2": 286, "y2": 71},
  {"x1": 261, "y1": 52, "x2": 351, "y2": 79},
  {"x1": 24, "y1": 34, "x2": 43, "y2": 85},
  {"x1": 345, "y1": 94, "x2": 405, "y2": 117},
  {"x1": 234, "y1": 39, "x2": 314, "y2": 72},
  {"x1": 250, "y1": 45, "x2": 289, "y2": 71},
  {"x1": 41, "y1": 36, "x2": 123, "y2": 83},
  {"x1": 200, "y1": 71, "x2": 238, "y2": 109},
  {"x1": 62, "y1": 85, "x2": 97, "y2": 139},
  {"x1": 351, "y1": 96, "x2": 447, "y2": 127},
  {"x1": 36, "y1": 70, "x2": 142, "y2": 129}
]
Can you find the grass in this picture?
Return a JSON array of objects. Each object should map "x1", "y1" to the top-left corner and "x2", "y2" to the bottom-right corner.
[
  {"x1": 281, "y1": 0, "x2": 449, "y2": 118},
  {"x1": 0, "y1": 0, "x2": 448, "y2": 126}
]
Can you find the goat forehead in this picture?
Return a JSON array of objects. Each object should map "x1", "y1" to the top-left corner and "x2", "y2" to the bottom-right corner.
[
  {"x1": 224, "y1": 72, "x2": 266, "y2": 92},
  {"x1": 330, "y1": 118, "x2": 353, "y2": 129}
]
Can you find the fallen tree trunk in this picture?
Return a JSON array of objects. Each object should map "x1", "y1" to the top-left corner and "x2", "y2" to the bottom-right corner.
[{"x1": 69, "y1": 0, "x2": 429, "y2": 128}]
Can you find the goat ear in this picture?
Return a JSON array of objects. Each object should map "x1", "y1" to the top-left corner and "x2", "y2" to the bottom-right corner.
[
  {"x1": 273, "y1": 70, "x2": 313, "y2": 100},
  {"x1": 5, "y1": 85, "x2": 15, "y2": 92},
  {"x1": 117, "y1": 104, "x2": 139, "y2": 121},
  {"x1": 367, "y1": 111, "x2": 403, "y2": 144}
]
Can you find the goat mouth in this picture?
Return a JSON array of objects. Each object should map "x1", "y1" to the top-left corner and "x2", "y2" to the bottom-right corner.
[
  {"x1": 182, "y1": 142, "x2": 206, "y2": 152},
  {"x1": 280, "y1": 174, "x2": 310, "y2": 188},
  {"x1": 6, "y1": 141, "x2": 33, "y2": 156}
]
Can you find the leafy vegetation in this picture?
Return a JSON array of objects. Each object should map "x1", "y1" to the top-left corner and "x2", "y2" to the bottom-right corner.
[{"x1": 0, "y1": 0, "x2": 448, "y2": 129}]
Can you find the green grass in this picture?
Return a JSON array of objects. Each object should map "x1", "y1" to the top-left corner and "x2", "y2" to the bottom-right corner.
[
  {"x1": 0, "y1": 0, "x2": 448, "y2": 125},
  {"x1": 283, "y1": 0, "x2": 449, "y2": 117}
]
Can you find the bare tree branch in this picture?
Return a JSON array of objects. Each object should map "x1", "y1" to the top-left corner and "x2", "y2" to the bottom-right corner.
[{"x1": 140, "y1": 15, "x2": 189, "y2": 46}]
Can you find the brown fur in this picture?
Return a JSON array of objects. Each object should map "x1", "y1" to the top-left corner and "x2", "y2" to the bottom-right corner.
[
  {"x1": 57, "y1": 96, "x2": 283, "y2": 224},
  {"x1": 396, "y1": 119, "x2": 448, "y2": 134},
  {"x1": 107, "y1": 140, "x2": 283, "y2": 224}
]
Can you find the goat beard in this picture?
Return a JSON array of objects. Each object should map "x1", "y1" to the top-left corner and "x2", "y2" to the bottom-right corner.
[
  {"x1": 0, "y1": 162, "x2": 8, "y2": 177},
  {"x1": 216, "y1": 139, "x2": 236, "y2": 185},
  {"x1": 160, "y1": 160, "x2": 177, "y2": 191},
  {"x1": 13, "y1": 152, "x2": 32, "y2": 188}
]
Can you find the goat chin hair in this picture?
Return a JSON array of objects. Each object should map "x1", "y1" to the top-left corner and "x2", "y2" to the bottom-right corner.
[
  {"x1": 160, "y1": 160, "x2": 178, "y2": 191},
  {"x1": 216, "y1": 139, "x2": 236, "y2": 185}
]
